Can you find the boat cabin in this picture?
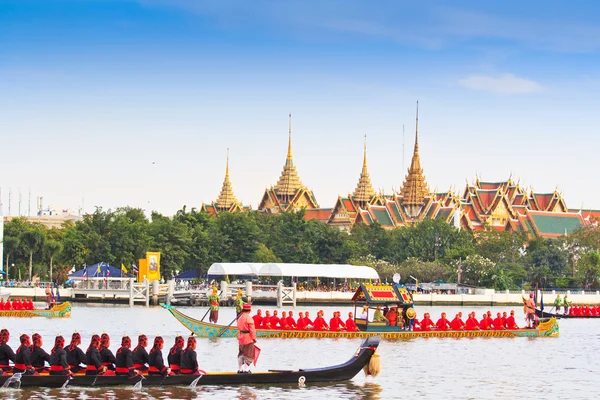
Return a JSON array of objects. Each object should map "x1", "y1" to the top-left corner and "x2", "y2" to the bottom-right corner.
[{"x1": 351, "y1": 284, "x2": 414, "y2": 332}]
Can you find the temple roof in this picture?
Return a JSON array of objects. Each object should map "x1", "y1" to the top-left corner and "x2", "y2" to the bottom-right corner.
[
  {"x1": 215, "y1": 149, "x2": 241, "y2": 210},
  {"x1": 399, "y1": 102, "x2": 430, "y2": 211},
  {"x1": 275, "y1": 113, "x2": 304, "y2": 196},
  {"x1": 352, "y1": 135, "x2": 376, "y2": 203}
]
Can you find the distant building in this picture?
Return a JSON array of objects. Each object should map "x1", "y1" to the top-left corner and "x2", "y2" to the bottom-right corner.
[{"x1": 201, "y1": 150, "x2": 251, "y2": 216}]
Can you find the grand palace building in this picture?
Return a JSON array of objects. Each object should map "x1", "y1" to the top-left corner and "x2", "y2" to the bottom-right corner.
[{"x1": 201, "y1": 110, "x2": 598, "y2": 239}]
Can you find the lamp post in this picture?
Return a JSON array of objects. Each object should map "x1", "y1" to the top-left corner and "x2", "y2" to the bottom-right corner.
[
  {"x1": 11, "y1": 263, "x2": 15, "y2": 281},
  {"x1": 410, "y1": 275, "x2": 418, "y2": 292}
]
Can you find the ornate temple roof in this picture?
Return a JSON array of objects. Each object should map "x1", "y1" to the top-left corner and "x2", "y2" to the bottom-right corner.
[
  {"x1": 399, "y1": 102, "x2": 430, "y2": 213},
  {"x1": 215, "y1": 149, "x2": 241, "y2": 210},
  {"x1": 275, "y1": 114, "x2": 304, "y2": 196},
  {"x1": 352, "y1": 135, "x2": 376, "y2": 204}
]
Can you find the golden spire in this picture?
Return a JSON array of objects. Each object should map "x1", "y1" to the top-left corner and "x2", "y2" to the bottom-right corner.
[
  {"x1": 276, "y1": 113, "x2": 303, "y2": 196},
  {"x1": 215, "y1": 148, "x2": 240, "y2": 210},
  {"x1": 353, "y1": 134, "x2": 376, "y2": 206},
  {"x1": 399, "y1": 101, "x2": 430, "y2": 216}
]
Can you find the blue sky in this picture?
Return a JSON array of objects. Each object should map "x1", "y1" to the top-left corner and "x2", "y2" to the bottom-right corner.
[{"x1": 1, "y1": 0, "x2": 600, "y2": 215}]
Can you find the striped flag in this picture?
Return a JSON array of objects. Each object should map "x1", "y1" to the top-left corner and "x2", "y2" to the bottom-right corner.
[
  {"x1": 83, "y1": 267, "x2": 87, "y2": 279},
  {"x1": 132, "y1": 264, "x2": 138, "y2": 274}
]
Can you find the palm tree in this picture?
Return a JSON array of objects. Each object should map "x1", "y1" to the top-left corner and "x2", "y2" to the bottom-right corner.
[
  {"x1": 3, "y1": 236, "x2": 20, "y2": 278},
  {"x1": 44, "y1": 240, "x2": 63, "y2": 282},
  {"x1": 22, "y1": 228, "x2": 45, "y2": 281}
]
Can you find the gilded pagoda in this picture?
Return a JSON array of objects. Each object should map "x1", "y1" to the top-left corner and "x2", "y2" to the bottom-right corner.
[
  {"x1": 201, "y1": 150, "x2": 251, "y2": 215},
  {"x1": 257, "y1": 114, "x2": 319, "y2": 213}
]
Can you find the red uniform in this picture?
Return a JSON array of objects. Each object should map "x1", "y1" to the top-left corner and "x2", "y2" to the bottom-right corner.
[
  {"x1": 493, "y1": 317, "x2": 504, "y2": 330},
  {"x1": 252, "y1": 314, "x2": 263, "y2": 328},
  {"x1": 465, "y1": 316, "x2": 480, "y2": 330},
  {"x1": 2, "y1": 301, "x2": 10, "y2": 310},
  {"x1": 479, "y1": 317, "x2": 490, "y2": 330},
  {"x1": 261, "y1": 313, "x2": 272, "y2": 329},
  {"x1": 435, "y1": 317, "x2": 451, "y2": 330},
  {"x1": 506, "y1": 315, "x2": 518, "y2": 329},
  {"x1": 303, "y1": 317, "x2": 314, "y2": 330},
  {"x1": 450, "y1": 316, "x2": 465, "y2": 330},
  {"x1": 412, "y1": 319, "x2": 421, "y2": 331},
  {"x1": 329, "y1": 318, "x2": 340, "y2": 331},
  {"x1": 313, "y1": 317, "x2": 329, "y2": 330},
  {"x1": 286, "y1": 316, "x2": 297, "y2": 329},
  {"x1": 296, "y1": 316, "x2": 306, "y2": 330},
  {"x1": 345, "y1": 318, "x2": 358, "y2": 331},
  {"x1": 269, "y1": 315, "x2": 280, "y2": 328},
  {"x1": 420, "y1": 317, "x2": 435, "y2": 331}
]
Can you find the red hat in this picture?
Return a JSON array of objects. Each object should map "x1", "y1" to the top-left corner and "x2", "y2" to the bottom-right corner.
[
  {"x1": 243, "y1": 303, "x2": 252, "y2": 311},
  {"x1": 529, "y1": 293, "x2": 534, "y2": 298}
]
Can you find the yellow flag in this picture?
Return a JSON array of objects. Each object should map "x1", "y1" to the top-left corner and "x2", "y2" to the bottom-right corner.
[{"x1": 121, "y1": 263, "x2": 128, "y2": 273}]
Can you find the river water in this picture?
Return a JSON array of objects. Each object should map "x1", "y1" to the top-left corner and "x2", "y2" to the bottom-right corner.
[{"x1": 1, "y1": 304, "x2": 598, "y2": 400}]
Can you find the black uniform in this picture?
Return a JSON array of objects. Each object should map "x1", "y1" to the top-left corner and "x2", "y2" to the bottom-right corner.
[
  {"x1": 65, "y1": 345, "x2": 86, "y2": 373},
  {"x1": 85, "y1": 347, "x2": 103, "y2": 376},
  {"x1": 148, "y1": 348, "x2": 168, "y2": 375},
  {"x1": 180, "y1": 348, "x2": 198, "y2": 374},
  {"x1": 31, "y1": 346, "x2": 51, "y2": 373},
  {"x1": 115, "y1": 347, "x2": 135, "y2": 378},
  {"x1": 0, "y1": 343, "x2": 16, "y2": 371},
  {"x1": 167, "y1": 347, "x2": 182, "y2": 373},
  {"x1": 100, "y1": 347, "x2": 116, "y2": 370},
  {"x1": 14, "y1": 346, "x2": 34, "y2": 375},
  {"x1": 49, "y1": 348, "x2": 70, "y2": 375},
  {"x1": 132, "y1": 346, "x2": 149, "y2": 371}
]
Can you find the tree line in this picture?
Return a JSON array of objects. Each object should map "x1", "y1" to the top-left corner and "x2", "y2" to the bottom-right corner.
[{"x1": 3, "y1": 206, "x2": 600, "y2": 290}]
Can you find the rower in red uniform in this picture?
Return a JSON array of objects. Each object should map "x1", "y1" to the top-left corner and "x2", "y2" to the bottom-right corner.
[
  {"x1": 286, "y1": 311, "x2": 297, "y2": 330},
  {"x1": 450, "y1": 313, "x2": 465, "y2": 330},
  {"x1": 387, "y1": 307, "x2": 398, "y2": 327},
  {"x1": 133, "y1": 334, "x2": 149, "y2": 372},
  {"x1": 49, "y1": 335, "x2": 72, "y2": 376},
  {"x1": 313, "y1": 310, "x2": 329, "y2": 330},
  {"x1": 167, "y1": 335, "x2": 184, "y2": 374},
  {"x1": 252, "y1": 309, "x2": 263, "y2": 328},
  {"x1": 115, "y1": 336, "x2": 138, "y2": 378},
  {"x1": 12, "y1": 298, "x2": 21, "y2": 310},
  {"x1": 336, "y1": 311, "x2": 346, "y2": 330},
  {"x1": 0, "y1": 299, "x2": 4, "y2": 310},
  {"x1": 330, "y1": 312, "x2": 340, "y2": 331},
  {"x1": 269, "y1": 310, "x2": 280, "y2": 329},
  {"x1": 31, "y1": 333, "x2": 50, "y2": 373},
  {"x1": 180, "y1": 337, "x2": 200, "y2": 375},
  {"x1": 2, "y1": 300, "x2": 10, "y2": 310},
  {"x1": 346, "y1": 312, "x2": 359, "y2": 331},
  {"x1": 148, "y1": 336, "x2": 170, "y2": 376},
  {"x1": 65, "y1": 332, "x2": 86, "y2": 373},
  {"x1": 420, "y1": 313, "x2": 435, "y2": 331},
  {"x1": 0, "y1": 329, "x2": 16, "y2": 373},
  {"x1": 506, "y1": 310, "x2": 519, "y2": 329},
  {"x1": 493, "y1": 313, "x2": 505, "y2": 330},
  {"x1": 100, "y1": 333, "x2": 116, "y2": 371},
  {"x1": 296, "y1": 312, "x2": 307, "y2": 329},
  {"x1": 486, "y1": 311, "x2": 494, "y2": 329},
  {"x1": 85, "y1": 334, "x2": 107, "y2": 376},
  {"x1": 14, "y1": 334, "x2": 34, "y2": 375},
  {"x1": 501, "y1": 312, "x2": 508, "y2": 328},
  {"x1": 280, "y1": 311, "x2": 289, "y2": 329},
  {"x1": 303, "y1": 312, "x2": 314, "y2": 330},
  {"x1": 261, "y1": 311, "x2": 272, "y2": 329},
  {"x1": 435, "y1": 312, "x2": 452, "y2": 330},
  {"x1": 465, "y1": 312, "x2": 480, "y2": 330},
  {"x1": 479, "y1": 313, "x2": 490, "y2": 330}
]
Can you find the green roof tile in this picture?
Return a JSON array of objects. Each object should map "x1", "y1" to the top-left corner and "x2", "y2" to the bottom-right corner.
[
  {"x1": 372, "y1": 208, "x2": 394, "y2": 227},
  {"x1": 530, "y1": 214, "x2": 583, "y2": 235}
]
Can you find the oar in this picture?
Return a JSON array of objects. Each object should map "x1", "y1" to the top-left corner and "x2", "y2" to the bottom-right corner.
[
  {"x1": 201, "y1": 291, "x2": 223, "y2": 322},
  {"x1": 217, "y1": 312, "x2": 241, "y2": 337}
]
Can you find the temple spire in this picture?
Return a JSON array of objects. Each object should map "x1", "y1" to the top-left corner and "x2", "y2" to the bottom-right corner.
[
  {"x1": 353, "y1": 134, "x2": 376, "y2": 206},
  {"x1": 276, "y1": 113, "x2": 303, "y2": 197},
  {"x1": 215, "y1": 148, "x2": 240, "y2": 210},
  {"x1": 399, "y1": 101, "x2": 430, "y2": 216}
]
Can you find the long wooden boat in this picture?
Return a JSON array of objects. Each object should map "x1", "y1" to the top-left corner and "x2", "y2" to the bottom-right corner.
[
  {"x1": 535, "y1": 308, "x2": 600, "y2": 319},
  {"x1": 0, "y1": 302, "x2": 71, "y2": 318},
  {"x1": 162, "y1": 304, "x2": 559, "y2": 339},
  {"x1": 0, "y1": 336, "x2": 380, "y2": 388}
]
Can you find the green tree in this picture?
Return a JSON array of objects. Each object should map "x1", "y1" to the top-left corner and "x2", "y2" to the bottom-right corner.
[
  {"x1": 22, "y1": 226, "x2": 45, "y2": 280},
  {"x1": 3, "y1": 236, "x2": 20, "y2": 277},
  {"x1": 43, "y1": 240, "x2": 63, "y2": 282},
  {"x1": 575, "y1": 251, "x2": 600, "y2": 289}
]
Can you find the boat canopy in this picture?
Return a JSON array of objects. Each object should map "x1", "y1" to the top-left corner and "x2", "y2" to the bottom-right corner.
[
  {"x1": 206, "y1": 263, "x2": 261, "y2": 276},
  {"x1": 259, "y1": 263, "x2": 379, "y2": 280},
  {"x1": 351, "y1": 284, "x2": 414, "y2": 305}
]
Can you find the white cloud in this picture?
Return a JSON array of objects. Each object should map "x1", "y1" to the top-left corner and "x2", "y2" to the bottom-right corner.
[{"x1": 458, "y1": 74, "x2": 543, "y2": 94}]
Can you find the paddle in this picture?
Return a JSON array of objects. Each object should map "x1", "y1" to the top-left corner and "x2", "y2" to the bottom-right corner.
[
  {"x1": 201, "y1": 290, "x2": 223, "y2": 322},
  {"x1": 217, "y1": 312, "x2": 241, "y2": 337}
]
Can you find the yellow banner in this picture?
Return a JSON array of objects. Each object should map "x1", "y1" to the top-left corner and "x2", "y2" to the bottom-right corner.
[{"x1": 146, "y1": 252, "x2": 161, "y2": 282}]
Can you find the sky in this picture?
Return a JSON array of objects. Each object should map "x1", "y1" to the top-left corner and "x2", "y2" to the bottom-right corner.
[{"x1": 1, "y1": 0, "x2": 600, "y2": 216}]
